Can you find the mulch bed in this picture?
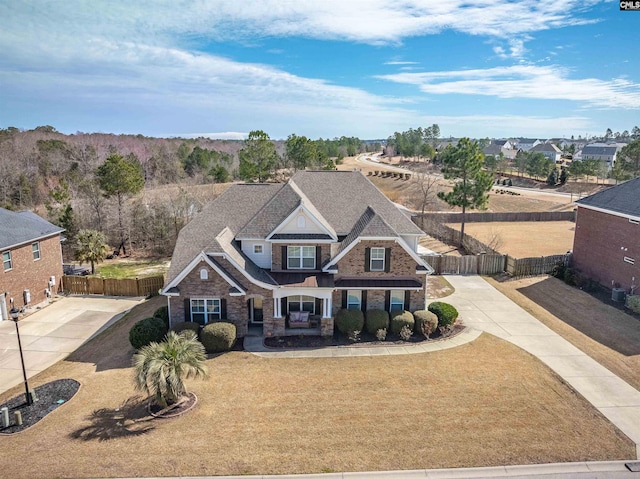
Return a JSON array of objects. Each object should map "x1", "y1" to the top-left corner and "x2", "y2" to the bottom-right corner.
[
  {"x1": 0, "y1": 379, "x2": 80, "y2": 434},
  {"x1": 264, "y1": 325, "x2": 464, "y2": 349}
]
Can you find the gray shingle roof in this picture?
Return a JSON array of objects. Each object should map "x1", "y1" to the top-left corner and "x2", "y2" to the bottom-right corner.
[
  {"x1": 483, "y1": 144, "x2": 502, "y2": 156},
  {"x1": 0, "y1": 208, "x2": 64, "y2": 250},
  {"x1": 581, "y1": 145, "x2": 619, "y2": 156},
  {"x1": 166, "y1": 183, "x2": 282, "y2": 283},
  {"x1": 531, "y1": 143, "x2": 561, "y2": 153},
  {"x1": 290, "y1": 171, "x2": 423, "y2": 236},
  {"x1": 576, "y1": 177, "x2": 640, "y2": 218},
  {"x1": 235, "y1": 183, "x2": 300, "y2": 239}
]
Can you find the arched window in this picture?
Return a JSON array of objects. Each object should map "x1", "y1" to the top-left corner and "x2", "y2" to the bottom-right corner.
[{"x1": 200, "y1": 269, "x2": 208, "y2": 280}]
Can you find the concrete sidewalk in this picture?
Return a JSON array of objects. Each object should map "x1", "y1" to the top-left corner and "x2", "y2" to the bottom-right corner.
[
  {"x1": 443, "y1": 275, "x2": 640, "y2": 459},
  {"x1": 0, "y1": 295, "x2": 143, "y2": 395},
  {"x1": 117, "y1": 460, "x2": 640, "y2": 478}
]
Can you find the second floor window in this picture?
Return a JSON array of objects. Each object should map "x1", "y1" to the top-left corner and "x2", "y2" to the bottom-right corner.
[
  {"x1": 288, "y1": 246, "x2": 315, "y2": 269},
  {"x1": 32, "y1": 242, "x2": 41, "y2": 261},
  {"x1": 370, "y1": 247, "x2": 385, "y2": 271}
]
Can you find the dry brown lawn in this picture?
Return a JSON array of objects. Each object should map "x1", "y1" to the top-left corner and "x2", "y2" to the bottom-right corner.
[
  {"x1": 449, "y1": 221, "x2": 575, "y2": 258},
  {"x1": 486, "y1": 275, "x2": 640, "y2": 391},
  {"x1": 0, "y1": 296, "x2": 634, "y2": 478}
]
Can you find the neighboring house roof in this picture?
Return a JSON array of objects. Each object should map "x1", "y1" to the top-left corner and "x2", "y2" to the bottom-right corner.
[
  {"x1": 0, "y1": 208, "x2": 64, "y2": 250},
  {"x1": 483, "y1": 144, "x2": 502, "y2": 156},
  {"x1": 576, "y1": 177, "x2": 640, "y2": 218},
  {"x1": 581, "y1": 144, "x2": 621, "y2": 157},
  {"x1": 531, "y1": 143, "x2": 562, "y2": 154}
]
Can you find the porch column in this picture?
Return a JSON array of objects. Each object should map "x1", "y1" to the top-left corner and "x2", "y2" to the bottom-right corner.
[
  {"x1": 273, "y1": 297, "x2": 281, "y2": 318},
  {"x1": 323, "y1": 297, "x2": 332, "y2": 318}
]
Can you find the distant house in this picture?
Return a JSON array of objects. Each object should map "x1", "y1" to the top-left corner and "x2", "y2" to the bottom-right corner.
[
  {"x1": 530, "y1": 142, "x2": 562, "y2": 163},
  {"x1": 514, "y1": 138, "x2": 542, "y2": 152},
  {"x1": 161, "y1": 171, "x2": 433, "y2": 337},
  {"x1": 483, "y1": 141, "x2": 517, "y2": 160},
  {"x1": 572, "y1": 178, "x2": 640, "y2": 292},
  {"x1": 0, "y1": 208, "x2": 64, "y2": 320},
  {"x1": 578, "y1": 143, "x2": 625, "y2": 169}
]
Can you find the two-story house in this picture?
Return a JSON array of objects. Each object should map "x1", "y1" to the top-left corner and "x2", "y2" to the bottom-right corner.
[
  {"x1": 1, "y1": 208, "x2": 64, "y2": 321},
  {"x1": 530, "y1": 142, "x2": 562, "y2": 163},
  {"x1": 161, "y1": 171, "x2": 433, "y2": 337}
]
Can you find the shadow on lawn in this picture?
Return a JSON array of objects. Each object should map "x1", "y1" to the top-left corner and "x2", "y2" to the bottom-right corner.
[
  {"x1": 517, "y1": 277, "x2": 640, "y2": 357},
  {"x1": 69, "y1": 396, "x2": 154, "y2": 441}
]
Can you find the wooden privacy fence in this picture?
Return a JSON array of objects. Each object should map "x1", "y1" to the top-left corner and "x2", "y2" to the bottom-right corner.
[
  {"x1": 506, "y1": 254, "x2": 568, "y2": 278},
  {"x1": 423, "y1": 253, "x2": 568, "y2": 277},
  {"x1": 416, "y1": 211, "x2": 575, "y2": 224},
  {"x1": 62, "y1": 275, "x2": 165, "y2": 297}
]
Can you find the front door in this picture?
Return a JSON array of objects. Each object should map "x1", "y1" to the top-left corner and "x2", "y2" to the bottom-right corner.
[{"x1": 249, "y1": 297, "x2": 263, "y2": 324}]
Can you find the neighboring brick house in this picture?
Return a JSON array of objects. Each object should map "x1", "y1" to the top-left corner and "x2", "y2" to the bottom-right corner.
[
  {"x1": 0, "y1": 208, "x2": 64, "y2": 321},
  {"x1": 572, "y1": 178, "x2": 640, "y2": 292},
  {"x1": 162, "y1": 171, "x2": 433, "y2": 337}
]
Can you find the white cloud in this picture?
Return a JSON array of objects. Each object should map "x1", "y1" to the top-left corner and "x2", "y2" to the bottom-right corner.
[{"x1": 377, "y1": 65, "x2": 640, "y2": 109}]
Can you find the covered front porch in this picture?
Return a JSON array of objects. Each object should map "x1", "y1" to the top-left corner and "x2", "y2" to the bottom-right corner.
[{"x1": 265, "y1": 287, "x2": 334, "y2": 337}]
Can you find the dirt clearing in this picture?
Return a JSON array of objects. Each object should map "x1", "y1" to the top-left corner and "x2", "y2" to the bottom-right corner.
[{"x1": 449, "y1": 221, "x2": 575, "y2": 257}]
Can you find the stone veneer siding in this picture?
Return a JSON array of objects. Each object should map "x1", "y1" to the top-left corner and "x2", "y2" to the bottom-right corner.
[
  {"x1": 1, "y1": 234, "x2": 63, "y2": 313},
  {"x1": 168, "y1": 258, "x2": 273, "y2": 338},
  {"x1": 572, "y1": 206, "x2": 640, "y2": 291}
]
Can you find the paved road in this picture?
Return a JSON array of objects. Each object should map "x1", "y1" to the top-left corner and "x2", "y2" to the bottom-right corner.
[{"x1": 0, "y1": 295, "x2": 143, "y2": 395}]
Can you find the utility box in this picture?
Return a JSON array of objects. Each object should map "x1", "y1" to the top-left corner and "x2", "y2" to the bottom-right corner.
[
  {"x1": 612, "y1": 288, "x2": 626, "y2": 302},
  {"x1": 23, "y1": 289, "x2": 31, "y2": 305}
]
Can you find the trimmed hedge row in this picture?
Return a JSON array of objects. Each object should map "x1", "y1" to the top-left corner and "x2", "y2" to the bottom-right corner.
[
  {"x1": 365, "y1": 309, "x2": 389, "y2": 334},
  {"x1": 390, "y1": 310, "x2": 414, "y2": 334},
  {"x1": 335, "y1": 309, "x2": 365, "y2": 335}
]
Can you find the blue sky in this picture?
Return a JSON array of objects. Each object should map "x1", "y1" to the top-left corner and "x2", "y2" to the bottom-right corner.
[{"x1": 0, "y1": 1, "x2": 639, "y2": 140}]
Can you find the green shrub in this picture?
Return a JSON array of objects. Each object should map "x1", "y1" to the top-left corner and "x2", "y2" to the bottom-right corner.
[
  {"x1": 200, "y1": 322, "x2": 236, "y2": 353},
  {"x1": 129, "y1": 316, "x2": 168, "y2": 350},
  {"x1": 335, "y1": 309, "x2": 364, "y2": 336},
  {"x1": 413, "y1": 310, "x2": 439, "y2": 338},
  {"x1": 170, "y1": 321, "x2": 201, "y2": 337},
  {"x1": 427, "y1": 302, "x2": 459, "y2": 328},
  {"x1": 390, "y1": 310, "x2": 414, "y2": 334},
  {"x1": 365, "y1": 309, "x2": 389, "y2": 335},
  {"x1": 627, "y1": 295, "x2": 640, "y2": 314},
  {"x1": 153, "y1": 306, "x2": 170, "y2": 329}
]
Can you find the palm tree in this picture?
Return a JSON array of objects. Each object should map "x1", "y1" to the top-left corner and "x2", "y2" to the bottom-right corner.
[
  {"x1": 75, "y1": 229, "x2": 109, "y2": 274},
  {"x1": 133, "y1": 331, "x2": 207, "y2": 408}
]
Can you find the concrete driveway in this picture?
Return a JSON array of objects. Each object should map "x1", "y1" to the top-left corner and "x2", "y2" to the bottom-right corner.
[
  {"x1": 441, "y1": 275, "x2": 640, "y2": 458},
  {"x1": 0, "y1": 295, "x2": 143, "y2": 395}
]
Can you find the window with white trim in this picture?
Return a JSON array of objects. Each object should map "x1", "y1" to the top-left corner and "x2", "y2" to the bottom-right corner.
[
  {"x1": 2, "y1": 251, "x2": 12, "y2": 271},
  {"x1": 254, "y1": 244, "x2": 263, "y2": 254},
  {"x1": 288, "y1": 295, "x2": 315, "y2": 314},
  {"x1": 32, "y1": 242, "x2": 41, "y2": 261},
  {"x1": 200, "y1": 268, "x2": 208, "y2": 280},
  {"x1": 390, "y1": 290, "x2": 404, "y2": 312},
  {"x1": 288, "y1": 246, "x2": 316, "y2": 269},
  {"x1": 190, "y1": 298, "x2": 220, "y2": 325},
  {"x1": 347, "y1": 290, "x2": 361, "y2": 310},
  {"x1": 624, "y1": 257, "x2": 635, "y2": 265},
  {"x1": 370, "y1": 247, "x2": 385, "y2": 271}
]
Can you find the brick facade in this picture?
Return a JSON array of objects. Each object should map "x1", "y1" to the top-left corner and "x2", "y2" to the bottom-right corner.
[
  {"x1": 1, "y1": 234, "x2": 63, "y2": 314},
  {"x1": 335, "y1": 240, "x2": 420, "y2": 279},
  {"x1": 271, "y1": 244, "x2": 331, "y2": 272},
  {"x1": 572, "y1": 207, "x2": 640, "y2": 291},
  {"x1": 331, "y1": 288, "x2": 424, "y2": 316},
  {"x1": 168, "y1": 258, "x2": 273, "y2": 338}
]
